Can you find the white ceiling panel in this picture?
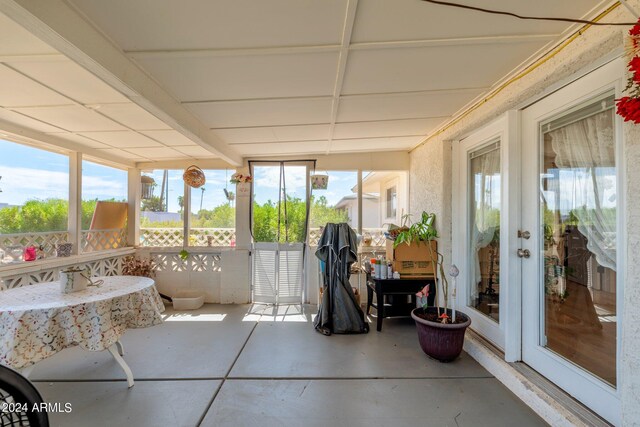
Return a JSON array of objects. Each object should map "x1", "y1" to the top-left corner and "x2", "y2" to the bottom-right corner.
[
  {"x1": 173, "y1": 145, "x2": 217, "y2": 158},
  {"x1": 140, "y1": 130, "x2": 197, "y2": 146},
  {"x1": 214, "y1": 124, "x2": 330, "y2": 144},
  {"x1": 136, "y1": 52, "x2": 339, "y2": 102},
  {"x1": 0, "y1": 12, "x2": 58, "y2": 56},
  {"x1": 334, "y1": 118, "x2": 446, "y2": 139},
  {"x1": 186, "y1": 98, "x2": 333, "y2": 128},
  {"x1": 0, "y1": 64, "x2": 72, "y2": 107},
  {"x1": 330, "y1": 136, "x2": 423, "y2": 152},
  {"x1": 96, "y1": 148, "x2": 150, "y2": 161},
  {"x1": 125, "y1": 146, "x2": 188, "y2": 159},
  {"x1": 46, "y1": 132, "x2": 110, "y2": 149},
  {"x1": 94, "y1": 103, "x2": 171, "y2": 130},
  {"x1": 68, "y1": 0, "x2": 347, "y2": 50},
  {"x1": 232, "y1": 140, "x2": 329, "y2": 156},
  {"x1": 342, "y1": 41, "x2": 548, "y2": 95},
  {"x1": 8, "y1": 59, "x2": 128, "y2": 104},
  {"x1": 77, "y1": 131, "x2": 162, "y2": 148},
  {"x1": 337, "y1": 90, "x2": 483, "y2": 122},
  {"x1": 0, "y1": 108, "x2": 65, "y2": 133},
  {"x1": 351, "y1": 0, "x2": 604, "y2": 42},
  {"x1": 11, "y1": 105, "x2": 126, "y2": 132}
]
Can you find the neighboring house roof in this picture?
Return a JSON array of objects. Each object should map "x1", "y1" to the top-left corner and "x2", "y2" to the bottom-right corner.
[{"x1": 334, "y1": 193, "x2": 379, "y2": 209}]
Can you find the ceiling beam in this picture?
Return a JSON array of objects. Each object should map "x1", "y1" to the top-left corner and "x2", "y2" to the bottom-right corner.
[
  {"x1": 124, "y1": 34, "x2": 558, "y2": 60},
  {"x1": 0, "y1": 118, "x2": 135, "y2": 167},
  {"x1": 326, "y1": 0, "x2": 359, "y2": 155},
  {"x1": 127, "y1": 44, "x2": 342, "y2": 59},
  {"x1": 350, "y1": 34, "x2": 558, "y2": 51},
  {"x1": 0, "y1": 0, "x2": 243, "y2": 166}
]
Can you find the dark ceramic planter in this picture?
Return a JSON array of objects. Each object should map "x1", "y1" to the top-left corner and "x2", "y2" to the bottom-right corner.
[{"x1": 411, "y1": 307, "x2": 471, "y2": 362}]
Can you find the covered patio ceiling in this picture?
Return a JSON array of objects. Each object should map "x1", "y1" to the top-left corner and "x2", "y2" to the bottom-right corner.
[{"x1": 0, "y1": 0, "x2": 609, "y2": 166}]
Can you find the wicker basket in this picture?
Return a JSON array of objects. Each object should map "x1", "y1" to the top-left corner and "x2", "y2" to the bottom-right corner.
[{"x1": 183, "y1": 165, "x2": 206, "y2": 188}]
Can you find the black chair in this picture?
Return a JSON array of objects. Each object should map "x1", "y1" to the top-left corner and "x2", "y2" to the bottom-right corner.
[{"x1": 0, "y1": 364, "x2": 49, "y2": 427}]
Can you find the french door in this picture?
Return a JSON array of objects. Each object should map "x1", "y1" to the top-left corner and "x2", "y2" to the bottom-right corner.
[
  {"x1": 453, "y1": 114, "x2": 519, "y2": 356},
  {"x1": 521, "y1": 59, "x2": 623, "y2": 425}
]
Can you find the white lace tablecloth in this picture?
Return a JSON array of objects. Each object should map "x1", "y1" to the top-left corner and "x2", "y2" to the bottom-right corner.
[{"x1": 0, "y1": 275, "x2": 165, "y2": 369}]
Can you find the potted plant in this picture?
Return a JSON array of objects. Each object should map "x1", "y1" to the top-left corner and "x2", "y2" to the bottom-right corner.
[{"x1": 394, "y1": 212, "x2": 471, "y2": 362}]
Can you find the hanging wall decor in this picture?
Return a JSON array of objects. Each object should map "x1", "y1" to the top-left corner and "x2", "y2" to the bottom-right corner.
[
  {"x1": 617, "y1": 18, "x2": 640, "y2": 124},
  {"x1": 230, "y1": 172, "x2": 252, "y2": 198},
  {"x1": 183, "y1": 165, "x2": 206, "y2": 188}
]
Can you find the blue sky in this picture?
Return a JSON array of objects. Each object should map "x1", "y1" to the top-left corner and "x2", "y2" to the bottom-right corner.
[
  {"x1": 0, "y1": 138, "x2": 359, "y2": 213},
  {"x1": 0, "y1": 139, "x2": 127, "y2": 206}
]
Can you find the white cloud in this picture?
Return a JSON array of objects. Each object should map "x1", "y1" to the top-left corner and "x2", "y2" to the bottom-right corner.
[
  {"x1": 0, "y1": 166, "x2": 126, "y2": 205},
  {"x1": 0, "y1": 166, "x2": 69, "y2": 204}
]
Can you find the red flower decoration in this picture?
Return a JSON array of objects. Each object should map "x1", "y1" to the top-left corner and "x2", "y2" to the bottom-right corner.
[
  {"x1": 617, "y1": 97, "x2": 640, "y2": 124},
  {"x1": 630, "y1": 18, "x2": 640, "y2": 37},
  {"x1": 630, "y1": 57, "x2": 640, "y2": 84}
]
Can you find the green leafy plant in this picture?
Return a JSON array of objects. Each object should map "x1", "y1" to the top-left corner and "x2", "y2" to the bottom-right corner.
[
  {"x1": 179, "y1": 249, "x2": 190, "y2": 260},
  {"x1": 393, "y1": 212, "x2": 451, "y2": 323}
]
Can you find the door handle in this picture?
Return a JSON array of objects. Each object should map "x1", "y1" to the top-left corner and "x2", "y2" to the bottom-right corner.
[
  {"x1": 518, "y1": 230, "x2": 531, "y2": 239},
  {"x1": 517, "y1": 249, "x2": 531, "y2": 258}
]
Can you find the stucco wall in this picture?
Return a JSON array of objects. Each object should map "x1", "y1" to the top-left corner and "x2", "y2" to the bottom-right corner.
[
  {"x1": 408, "y1": 2, "x2": 640, "y2": 424},
  {"x1": 622, "y1": 122, "x2": 640, "y2": 425}
]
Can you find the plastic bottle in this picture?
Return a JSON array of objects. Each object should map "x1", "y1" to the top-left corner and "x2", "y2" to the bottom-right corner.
[
  {"x1": 380, "y1": 256, "x2": 387, "y2": 279},
  {"x1": 387, "y1": 262, "x2": 393, "y2": 279},
  {"x1": 370, "y1": 258, "x2": 377, "y2": 279}
]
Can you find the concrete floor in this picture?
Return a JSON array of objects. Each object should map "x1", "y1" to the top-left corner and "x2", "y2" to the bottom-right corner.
[{"x1": 28, "y1": 304, "x2": 546, "y2": 427}]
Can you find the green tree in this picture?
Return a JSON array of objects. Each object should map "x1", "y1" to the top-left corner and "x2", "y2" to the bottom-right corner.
[
  {"x1": 141, "y1": 196, "x2": 165, "y2": 212},
  {"x1": 192, "y1": 203, "x2": 235, "y2": 228}
]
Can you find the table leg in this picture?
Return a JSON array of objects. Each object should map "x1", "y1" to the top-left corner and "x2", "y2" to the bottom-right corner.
[
  {"x1": 376, "y1": 289, "x2": 384, "y2": 332},
  {"x1": 366, "y1": 284, "x2": 373, "y2": 315},
  {"x1": 115, "y1": 340, "x2": 124, "y2": 356},
  {"x1": 108, "y1": 343, "x2": 134, "y2": 388}
]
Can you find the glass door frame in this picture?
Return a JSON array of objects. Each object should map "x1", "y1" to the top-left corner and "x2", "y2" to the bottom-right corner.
[
  {"x1": 520, "y1": 59, "x2": 625, "y2": 425},
  {"x1": 453, "y1": 112, "x2": 521, "y2": 360},
  {"x1": 248, "y1": 160, "x2": 313, "y2": 305}
]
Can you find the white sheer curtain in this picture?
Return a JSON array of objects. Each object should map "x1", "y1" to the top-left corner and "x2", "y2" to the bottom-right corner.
[
  {"x1": 470, "y1": 146, "x2": 501, "y2": 296},
  {"x1": 547, "y1": 109, "x2": 616, "y2": 271}
]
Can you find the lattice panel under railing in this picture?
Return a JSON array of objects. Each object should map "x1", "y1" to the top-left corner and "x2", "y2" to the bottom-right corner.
[
  {"x1": 308, "y1": 227, "x2": 387, "y2": 246},
  {"x1": 81, "y1": 228, "x2": 127, "y2": 252},
  {"x1": 0, "y1": 231, "x2": 69, "y2": 258},
  {"x1": 150, "y1": 252, "x2": 221, "y2": 273},
  {"x1": 0, "y1": 255, "x2": 127, "y2": 290}
]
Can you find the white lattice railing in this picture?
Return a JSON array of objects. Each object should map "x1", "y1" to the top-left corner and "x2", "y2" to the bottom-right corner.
[
  {"x1": 308, "y1": 227, "x2": 387, "y2": 246},
  {"x1": 0, "y1": 252, "x2": 130, "y2": 290},
  {"x1": 0, "y1": 231, "x2": 69, "y2": 259},
  {"x1": 191, "y1": 228, "x2": 235, "y2": 247},
  {"x1": 81, "y1": 228, "x2": 127, "y2": 252},
  {"x1": 140, "y1": 228, "x2": 184, "y2": 247},
  {"x1": 140, "y1": 228, "x2": 235, "y2": 247}
]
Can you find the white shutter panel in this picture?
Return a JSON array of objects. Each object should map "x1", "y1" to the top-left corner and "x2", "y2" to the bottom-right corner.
[
  {"x1": 277, "y1": 243, "x2": 304, "y2": 304},
  {"x1": 252, "y1": 242, "x2": 277, "y2": 304}
]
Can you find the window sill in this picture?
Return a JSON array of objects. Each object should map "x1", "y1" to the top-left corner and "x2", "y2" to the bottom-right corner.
[
  {"x1": 135, "y1": 246, "x2": 235, "y2": 253},
  {"x1": 0, "y1": 247, "x2": 136, "y2": 277}
]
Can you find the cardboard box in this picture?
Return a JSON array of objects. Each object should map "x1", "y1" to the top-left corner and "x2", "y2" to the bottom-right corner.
[
  {"x1": 386, "y1": 240, "x2": 436, "y2": 262},
  {"x1": 386, "y1": 240, "x2": 437, "y2": 278},
  {"x1": 392, "y1": 260, "x2": 435, "y2": 278}
]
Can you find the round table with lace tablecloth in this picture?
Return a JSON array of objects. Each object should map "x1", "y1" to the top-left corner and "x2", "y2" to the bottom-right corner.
[{"x1": 0, "y1": 275, "x2": 165, "y2": 387}]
